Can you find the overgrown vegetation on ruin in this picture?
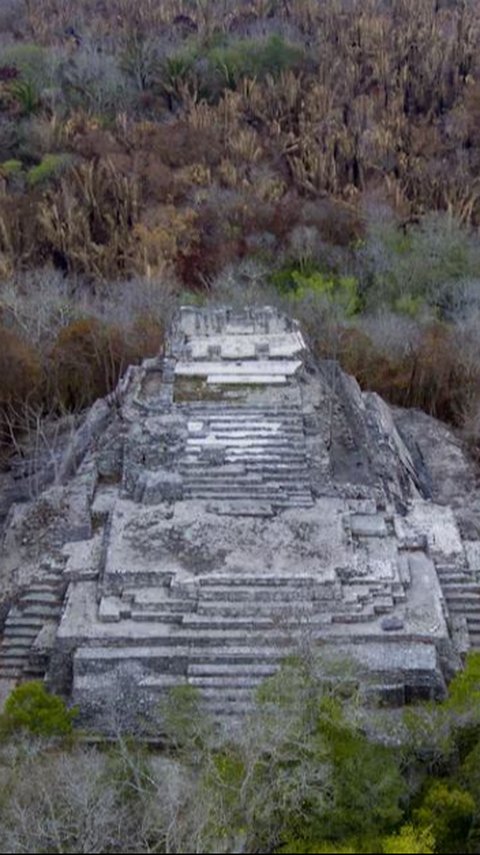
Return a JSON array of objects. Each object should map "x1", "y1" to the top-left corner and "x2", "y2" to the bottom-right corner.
[
  {"x1": 1, "y1": 654, "x2": 480, "y2": 853},
  {"x1": 1, "y1": 1, "x2": 480, "y2": 457}
]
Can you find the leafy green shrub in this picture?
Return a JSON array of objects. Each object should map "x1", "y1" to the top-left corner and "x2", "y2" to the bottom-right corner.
[
  {"x1": 382, "y1": 824, "x2": 435, "y2": 854},
  {"x1": 208, "y1": 35, "x2": 305, "y2": 90},
  {"x1": 291, "y1": 270, "x2": 359, "y2": 316},
  {"x1": 444, "y1": 652, "x2": 480, "y2": 714},
  {"x1": 279, "y1": 843, "x2": 356, "y2": 854},
  {"x1": 158, "y1": 51, "x2": 197, "y2": 105},
  {"x1": 393, "y1": 294, "x2": 426, "y2": 318},
  {"x1": 9, "y1": 78, "x2": 39, "y2": 115},
  {"x1": 27, "y1": 153, "x2": 71, "y2": 188},
  {"x1": 0, "y1": 158, "x2": 22, "y2": 176},
  {"x1": 0, "y1": 157, "x2": 24, "y2": 188},
  {"x1": 414, "y1": 781, "x2": 475, "y2": 853},
  {"x1": 272, "y1": 263, "x2": 360, "y2": 316},
  {"x1": 159, "y1": 683, "x2": 212, "y2": 752},
  {"x1": 158, "y1": 35, "x2": 306, "y2": 103},
  {"x1": 1, "y1": 681, "x2": 77, "y2": 737},
  {"x1": 0, "y1": 44, "x2": 52, "y2": 87},
  {"x1": 360, "y1": 214, "x2": 480, "y2": 311}
]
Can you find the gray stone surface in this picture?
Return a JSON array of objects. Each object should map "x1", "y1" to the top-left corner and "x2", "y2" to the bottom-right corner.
[{"x1": 1, "y1": 305, "x2": 480, "y2": 728}]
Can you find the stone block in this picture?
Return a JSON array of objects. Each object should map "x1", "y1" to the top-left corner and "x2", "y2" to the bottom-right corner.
[
  {"x1": 143, "y1": 471, "x2": 184, "y2": 504},
  {"x1": 350, "y1": 514, "x2": 388, "y2": 538},
  {"x1": 99, "y1": 597, "x2": 121, "y2": 623}
]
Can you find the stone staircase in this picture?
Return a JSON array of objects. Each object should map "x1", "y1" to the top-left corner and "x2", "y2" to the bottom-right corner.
[
  {"x1": 76, "y1": 535, "x2": 417, "y2": 722},
  {"x1": 179, "y1": 405, "x2": 313, "y2": 508},
  {"x1": 78, "y1": 570, "x2": 404, "y2": 720},
  {"x1": 0, "y1": 572, "x2": 66, "y2": 681},
  {"x1": 436, "y1": 564, "x2": 480, "y2": 650},
  {"x1": 184, "y1": 574, "x2": 332, "y2": 716}
]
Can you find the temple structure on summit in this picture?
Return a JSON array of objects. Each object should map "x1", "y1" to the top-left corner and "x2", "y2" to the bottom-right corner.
[{"x1": 1, "y1": 306, "x2": 480, "y2": 731}]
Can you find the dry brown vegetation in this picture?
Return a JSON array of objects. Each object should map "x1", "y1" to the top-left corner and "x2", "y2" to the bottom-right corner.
[
  {"x1": 0, "y1": 0, "x2": 479, "y2": 280},
  {"x1": 1, "y1": 0, "x2": 480, "y2": 457}
]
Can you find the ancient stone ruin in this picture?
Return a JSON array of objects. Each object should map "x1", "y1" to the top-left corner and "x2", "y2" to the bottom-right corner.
[{"x1": 1, "y1": 306, "x2": 480, "y2": 731}]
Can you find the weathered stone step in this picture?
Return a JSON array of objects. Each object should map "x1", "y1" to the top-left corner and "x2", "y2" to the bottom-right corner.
[
  {"x1": 181, "y1": 463, "x2": 309, "y2": 475},
  {"x1": 186, "y1": 452, "x2": 306, "y2": 463},
  {"x1": 181, "y1": 616, "x2": 329, "y2": 631},
  {"x1": 19, "y1": 604, "x2": 62, "y2": 617},
  {"x1": 196, "y1": 601, "x2": 319, "y2": 616},
  {"x1": 74, "y1": 644, "x2": 296, "y2": 669},
  {"x1": 437, "y1": 572, "x2": 474, "y2": 584},
  {"x1": 189, "y1": 676, "x2": 270, "y2": 689},
  {"x1": 5, "y1": 615, "x2": 47, "y2": 628},
  {"x1": 185, "y1": 490, "x2": 312, "y2": 500},
  {"x1": 21, "y1": 591, "x2": 63, "y2": 605},
  {"x1": 74, "y1": 672, "x2": 183, "y2": 691},
  {"x1": 198, "y1": 575, "x2": 321, "y2": 587},
  {"x1": 195, "y1": 426, "x2": 301, "y2": 433},
  {"x1": 3, "y1": 625, "x2": 40, "y2": 638},
  {"x1": 184, "y1": 490, "x2": 312, "y2": 502},
  {"x1": 180, "y1": 463, "x2": 248, "y2": 474},
  {"x1": 125, "y1": 586, "x2": 197, "y2": 602},
  {"x1": 26, "y1": 581, "x2": 63, "y2": 591},
  {"x1": 190, "y1": 410, "x2": 301, "y2": 417},
  {"x1": 82, "y1": 630, "x2": 313, "y2": 655},
  {"x1": 195, "y1": 686, "x2": 255, "y2": 702},
  {"x1": 193, "y1": 428, "x2": 304, "y2": 437},
  {"x1": 184, "y1": 481, "x2": 310, "y2": 493},
  {"x1": 184, "y1": 493, "x2": 312, "y2": 504},
  {"x1": 170, "y1": 627, "x2": 324, "y2": 644},
  {"x1": 446, "y1": 601, "x2": 480, "y2": 613},
  {"x1": 184, "y1": 478, "x2": 310, "y2": 490},
  {"x1": 24, "y1": 667, "x2": 47, "y2": 678},
  {"x1": 442, "y1": 584, "x2": 480, "y2": 594},
  {"x1": 182, "y1": 406, "x2": 300, "y2": 414},
  {"x1": 1, "y1": 637, "x2": 33, "y2": 649},
  {"x1": 0, "y1": 644, "x2": 30, "y2": 661},
  {"x1": 184, "y1": 470, "x2": 309, "y2": 479},
  {"x1": 0, "y1": 664, "x2": 23, "y2": 675},
  {"x1": 129, "y1": 611, "x2": 183, "y2": 624},
  {"x1": 182, "y1": 466, "x2": 309, "y2": 477},
  {"x1": 188, "y1": 662, "x2": 277, "y2": 677},
  {"x1": 332, "y1": 609, "x2": 376, "y2": 624},
  {"x1": 187, "y1": 434, "x2": 303, "y2": 444},
  {"x1": 129, "y1": 599, "x2": 196, "y2": 614},
  {"x1": 274, "y1": 498, "x2": 314, "y2": 507},
  {"x1": 198, "y1": 411, "x2": 302, "y2": 417},
  {"x1": 197, "y1": 590, "x2": 326, "y2": 605}
]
